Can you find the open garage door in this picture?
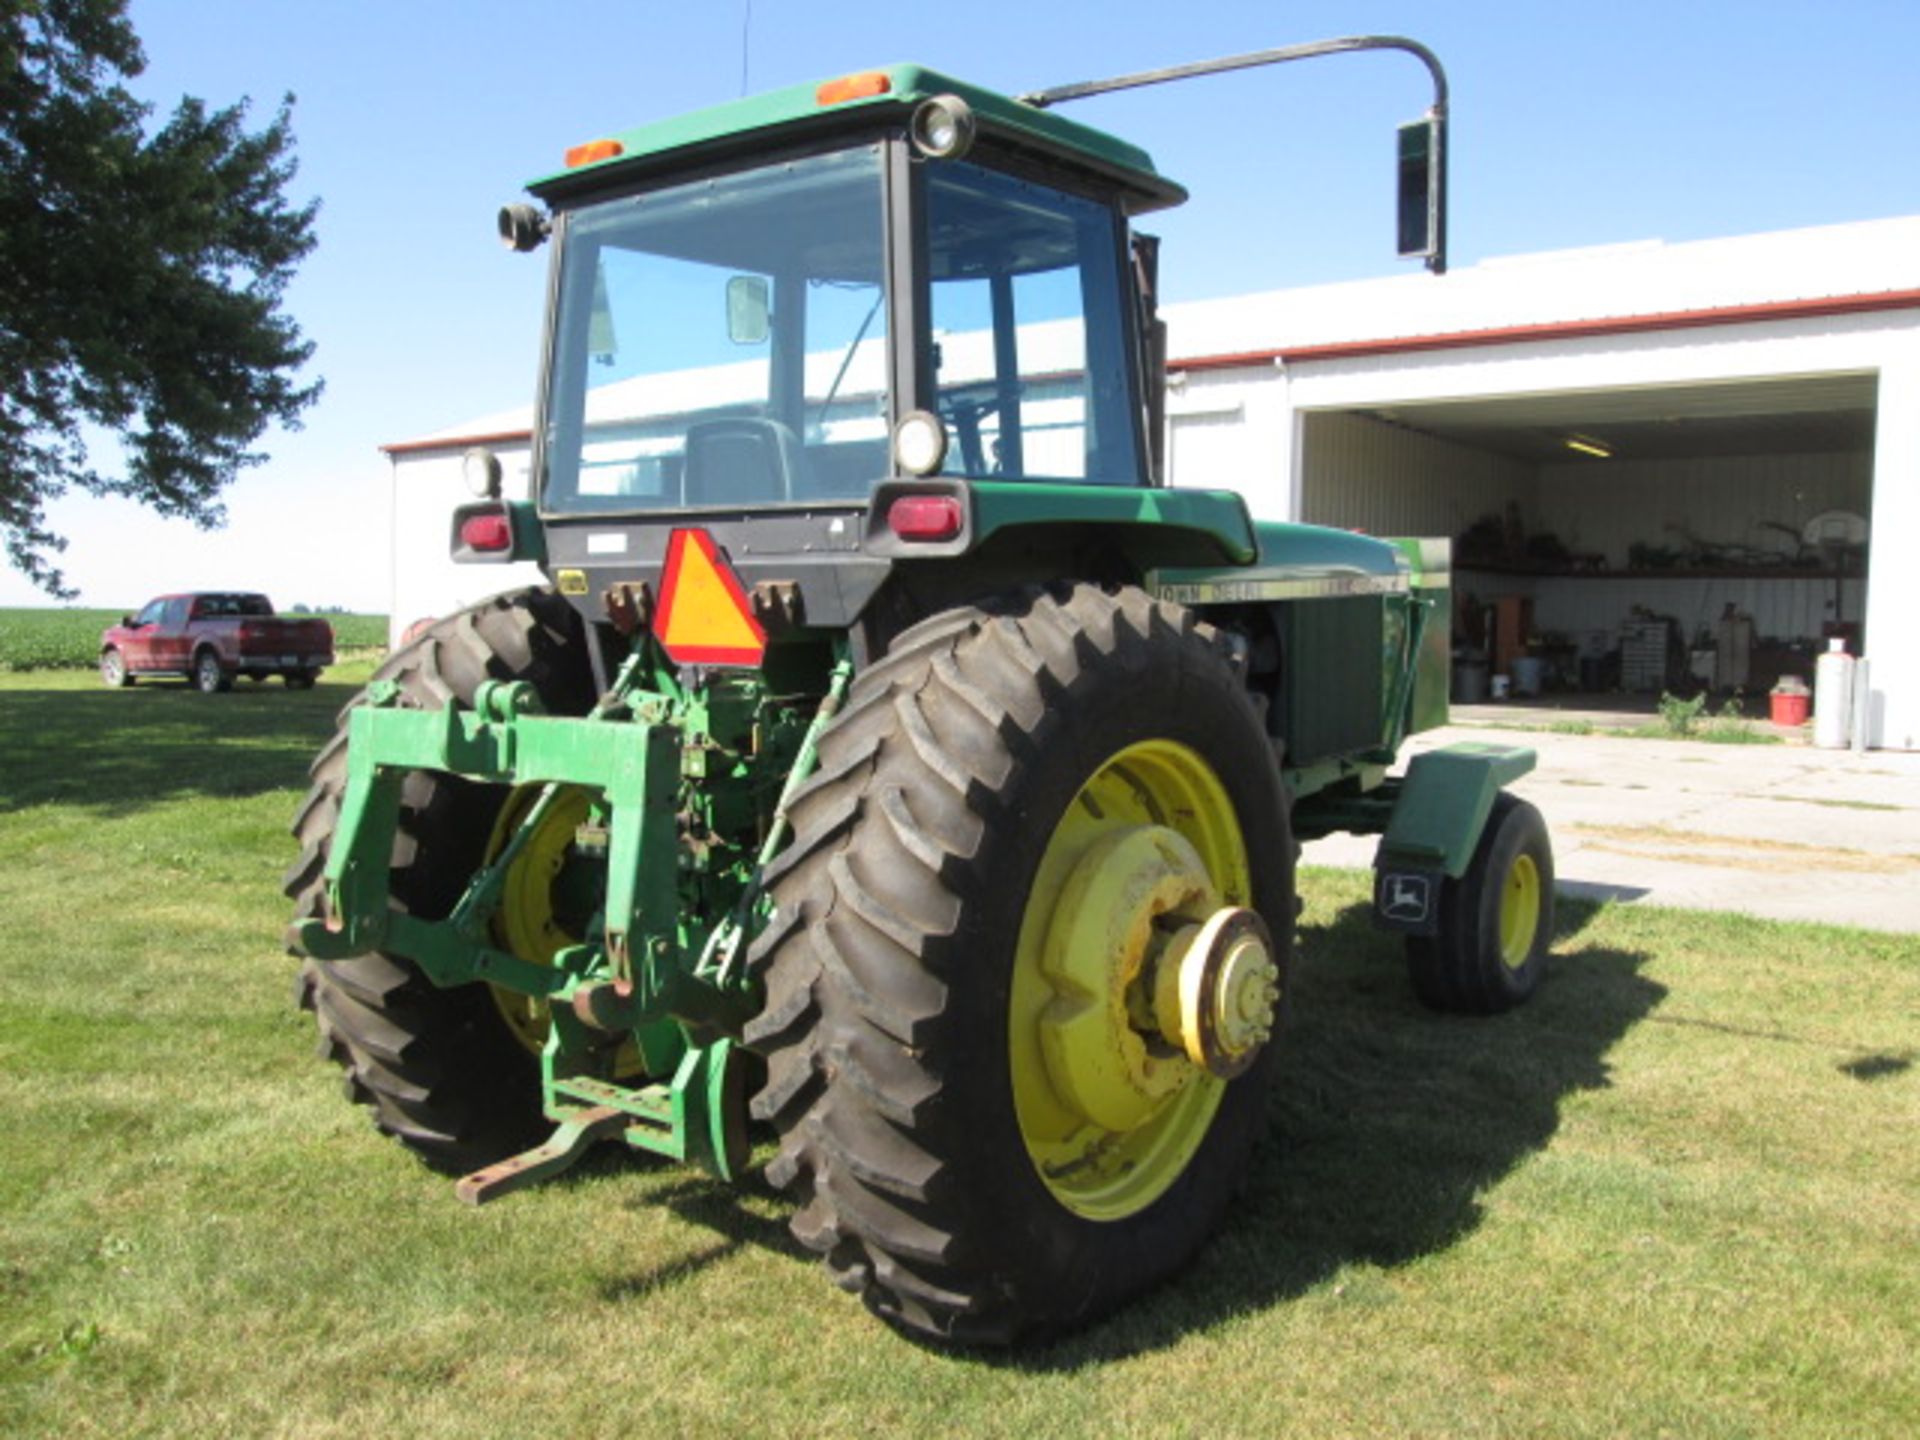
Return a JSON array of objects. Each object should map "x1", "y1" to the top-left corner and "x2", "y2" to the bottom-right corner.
[{"x1": 1298, "y1": 373, "x2": 1876, "y2": 710}]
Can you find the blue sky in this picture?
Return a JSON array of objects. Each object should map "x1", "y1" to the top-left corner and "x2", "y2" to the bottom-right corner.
[{"x1": 9, "y1": 0, "x2": 1917, "y2": 610}]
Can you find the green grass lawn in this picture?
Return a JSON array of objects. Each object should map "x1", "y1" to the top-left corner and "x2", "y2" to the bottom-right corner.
[{"x1": 1, "y1": 667, "x2": 1915, "y2": 1438}]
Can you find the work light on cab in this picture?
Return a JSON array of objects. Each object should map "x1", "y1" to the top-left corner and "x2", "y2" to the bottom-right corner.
[
  {"x1": 910, "y1": 95, "x2": 976, "y2": 159},
  {"x1": 462, "y1": 446, "x2": 503, "y2": 500},
  {"x1": 892, "y1": 409, "x2": 948, "y2": 475},
  {"x1": 497, "y1": 203, "x2": 548, "y2": 253}
]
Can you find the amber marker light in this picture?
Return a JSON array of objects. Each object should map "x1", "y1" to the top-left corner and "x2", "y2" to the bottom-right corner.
[
  {"x1": 816, "y1": 72, "x2": 891, "y2": 105},
  {"x1": 564, "y1": 138, "x2": 624, "y2": 168}
]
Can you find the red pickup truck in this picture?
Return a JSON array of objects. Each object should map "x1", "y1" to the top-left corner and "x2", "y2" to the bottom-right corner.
[{"x1": 99, "y1": 593, "x2": 335, "y2": 693}]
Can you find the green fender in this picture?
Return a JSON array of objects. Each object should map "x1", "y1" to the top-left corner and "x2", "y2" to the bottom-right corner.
[{"x1": 1377, "y1": 741, "x2": 1536, "y2": 879}]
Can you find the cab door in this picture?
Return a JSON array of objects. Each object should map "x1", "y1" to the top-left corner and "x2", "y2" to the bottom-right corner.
[{"x1": 120, "y1": 599, "x2": 167, "y2": 672}]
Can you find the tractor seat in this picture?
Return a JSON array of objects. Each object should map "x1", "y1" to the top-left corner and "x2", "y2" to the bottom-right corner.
[{"x1": 682, "y1": 418, "x2": 808, "y2": 507}]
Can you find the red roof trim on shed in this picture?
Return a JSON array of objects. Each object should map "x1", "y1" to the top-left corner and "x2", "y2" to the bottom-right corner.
[
  {"x1": 382, "y1": 427, "x2": 532, "y2": 457},
  {"x1": 1174, "y1": 287, "x2": 1920, "y2": 372}
]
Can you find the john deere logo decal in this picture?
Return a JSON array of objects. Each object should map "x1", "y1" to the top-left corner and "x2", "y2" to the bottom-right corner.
[{"x1": 1380, "y1": 872, "x2": 1432, "y2": 924}]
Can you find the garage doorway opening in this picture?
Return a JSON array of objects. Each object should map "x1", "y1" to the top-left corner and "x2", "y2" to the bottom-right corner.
[{"x1": 1299, "y1": 374, "x2": 1876, "y2": 727}]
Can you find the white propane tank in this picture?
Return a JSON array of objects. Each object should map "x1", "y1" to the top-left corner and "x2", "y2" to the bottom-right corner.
[{"x1": 1813, "y1": 639, "x2": 1856, "y2": 749}]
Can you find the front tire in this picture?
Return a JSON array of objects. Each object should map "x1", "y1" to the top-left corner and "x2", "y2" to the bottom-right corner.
[
  {"x1": 1406, "y1": 793, "x2": 1553, "y2": 1013},
  {"x1": 284, "y1": 589, "x2": 597, "y2": 1171},
  {"x1": 100, "y1": 648, "x2": 132, "y2": 688},
  {"x1": 745, "y1": 584, "x2": 1293, "y2": 1344}
]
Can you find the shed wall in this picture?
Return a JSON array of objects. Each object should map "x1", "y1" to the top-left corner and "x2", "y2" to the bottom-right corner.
[{"x1": 1299, "y1": 412, "x2": 1535, "y2": 536}]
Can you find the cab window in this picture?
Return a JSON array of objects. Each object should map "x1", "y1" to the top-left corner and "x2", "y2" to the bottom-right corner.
[{"x1": 925, "y1": 164, "x2": 1141, "y2": 485}]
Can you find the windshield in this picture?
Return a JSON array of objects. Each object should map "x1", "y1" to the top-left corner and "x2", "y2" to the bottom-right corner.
[{"x1": 540, "y1": 145, "x2": 889, "y2": 515}]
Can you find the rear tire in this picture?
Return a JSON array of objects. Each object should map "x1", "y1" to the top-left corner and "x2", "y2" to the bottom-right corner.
[
  {"x1": 1406, "y1": 793, "x2": 1553, "y2": 1013},
  {"x1": 285, "y1": 669, "x2": 317, "y2": 690},
  {"x1": 284, "y1": 589, "x2": 597, "y2": 1172},
  {"x1": 193, "y1": 649, "x2": 231, "y2": 694},
  {"x1": 744, "y1": 584, "x2": 1293, "y2": 1344}
]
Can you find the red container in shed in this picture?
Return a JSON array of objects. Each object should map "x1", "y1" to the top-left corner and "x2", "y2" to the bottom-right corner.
[{"x1": 1769, "y1": 685, "x2": 1810, "y2": 727}]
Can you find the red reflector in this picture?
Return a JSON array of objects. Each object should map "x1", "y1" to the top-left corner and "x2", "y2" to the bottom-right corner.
[
  {"x1": 565, "y1": 138, "x2": 624, "y2": 168},
  {"x1": 461, "y1": 513, "x2": 513, "y2": 552},
  {"x1": 816, "y1": 72, "x2": 891, "y2": 106},
  {"x1": 887, "y1": 495, "x2": 963, "y2": 542}
]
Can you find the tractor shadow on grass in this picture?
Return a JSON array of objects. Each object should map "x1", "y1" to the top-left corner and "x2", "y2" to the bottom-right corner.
[
  {"x1": 1007, "y1": 893, "x2": 1664, "y2": 1369},
  {"x1": 613, "y1": 895, "x2": 1663, "y2": 1364},
  {"x1": 0, "y1": 677, "x2": 353, "y2": 816}
]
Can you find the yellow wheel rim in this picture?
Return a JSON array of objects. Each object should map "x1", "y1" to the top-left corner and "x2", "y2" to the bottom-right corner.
[
  {"x1": 1498, "y1": 852, "x2": 1542, "y2": 969},
  {"x1": 1008, "y1": 739, "x2": 1256, "y2": 1221},
  {"x1": 483, "y1": 785, "x2": 598, "y2": 1055}
]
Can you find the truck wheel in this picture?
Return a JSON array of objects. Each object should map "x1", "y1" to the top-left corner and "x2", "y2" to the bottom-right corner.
[
  {"x1": 193, "y1": 648, "x2": 232, "y2": 693},
  {"x1": 100, "y1": 648, "x2": 132, "y2": 688},
  {"x1": 285, "y1": 669, "x2": 317, "y2": 690},
  {"x1": 1406, "y1": 793, "x2": 1553, "y2": 1014},
  {"x1": 284, "y1": 589, "x2": 597, "y2": 1172},
  {"x1": 745, "y1": 584, "x2": 1293, "y2": 1344}
]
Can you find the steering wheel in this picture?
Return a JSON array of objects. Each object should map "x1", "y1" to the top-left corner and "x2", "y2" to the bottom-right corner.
[{"x1": 936, "y1": 380, "x2": 1022, "y2": 475}]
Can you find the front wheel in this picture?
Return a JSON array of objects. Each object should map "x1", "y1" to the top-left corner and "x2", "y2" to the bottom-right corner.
[
  {"x1": 1406, "y1": 793, "x2": 1553, "y2": 1013},
  {"x1": 193, "y1": 649, "x2": 231, "y2": 694},
  {"x1": 745, "y1": 584, "x2": 1293, "y2": 1344},
  {"x1": 100, "y1": 648, "x2": 132, "y2": 688}
]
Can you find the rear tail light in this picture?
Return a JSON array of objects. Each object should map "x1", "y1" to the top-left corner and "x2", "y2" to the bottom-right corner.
[
  {"x1": 887, "y1": 495, "x2": 964, "y2": 542},
  {"x1": 460, "y1": 512, "x2": 513, "y2": 553}
]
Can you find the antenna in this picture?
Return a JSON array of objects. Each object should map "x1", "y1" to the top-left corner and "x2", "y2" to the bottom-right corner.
[{"x1": 740, "y1": 0, "x2": 752, "y2": 96}]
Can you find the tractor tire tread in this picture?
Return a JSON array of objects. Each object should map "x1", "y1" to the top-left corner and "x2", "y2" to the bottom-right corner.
[
  {"x1": 746, "y1": 583, "x2": 1292, "y2": 1344},
  {"x1": 285, "y1": 588, "x2": 595, "y2": 1172}
]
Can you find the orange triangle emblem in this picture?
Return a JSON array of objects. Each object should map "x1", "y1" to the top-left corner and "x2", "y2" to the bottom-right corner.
[{"x1": 653, "y1": 528, "x2": 768, "y2": 667}]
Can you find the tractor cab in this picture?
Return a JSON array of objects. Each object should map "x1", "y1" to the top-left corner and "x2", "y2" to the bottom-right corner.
[
  {"x1": 525, "y1": 68, "x2": 1182, "y2": 511},
  {"x1": 464, "y1": 68, "x2": 1193, "y2": 617}
]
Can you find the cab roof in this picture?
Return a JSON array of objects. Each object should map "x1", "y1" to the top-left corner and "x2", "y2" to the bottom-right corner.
[{"x1": 528, "y1": 63, "x2": 1187, "y2": 214}]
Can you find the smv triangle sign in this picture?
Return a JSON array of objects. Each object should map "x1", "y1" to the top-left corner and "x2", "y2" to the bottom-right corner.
[{"x1": 652, "y1": 528, "x2": 768, "y2": 667}]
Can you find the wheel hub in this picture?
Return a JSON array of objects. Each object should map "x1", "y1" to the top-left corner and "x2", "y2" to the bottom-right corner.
[
  {"x1": 1037, "y1": 826, "x2": 1214, "y2": 1132},
  {"x1": 1037, "y1": 825, "x2": 1279, "y2": 1131},
  {"x1": 1153, "y1": 908, "x2": 1279, "y2": 1079}
]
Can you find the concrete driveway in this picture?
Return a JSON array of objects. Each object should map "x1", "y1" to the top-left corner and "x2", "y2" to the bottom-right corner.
[{"x1": 1302, "y1": 726, "x2": 1920, "y2": 933}]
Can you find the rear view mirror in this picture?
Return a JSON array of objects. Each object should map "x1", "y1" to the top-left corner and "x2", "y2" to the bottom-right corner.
[
  {"x1": 727, "y1": 275, "x2": 770, "y2": 345},
  {"x1": 1396, "y1": 114, "x2": 1446, "y2": 272}
]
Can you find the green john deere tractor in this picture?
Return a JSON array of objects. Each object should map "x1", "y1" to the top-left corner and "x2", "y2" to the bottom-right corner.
[{"x1": 287, "y1": 42, "x2": 1554, "y2": 1346}]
